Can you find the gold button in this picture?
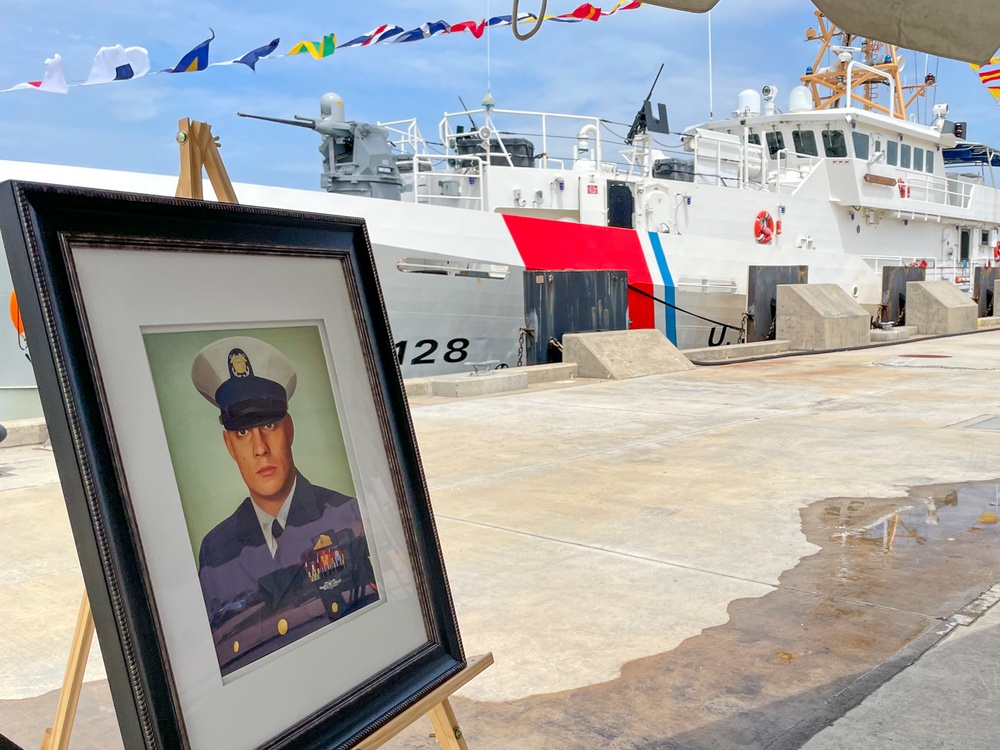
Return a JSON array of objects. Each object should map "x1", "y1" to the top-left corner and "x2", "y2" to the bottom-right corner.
[
  {"x1": 277, "y1": 619, "x2": 288, "y2": 636},
  {"x1": 331, "y1": 602, "x2": 339, "y2": 614},
  {"x1": 233, "y1": 641, "x2": 240, "y2": 653}
]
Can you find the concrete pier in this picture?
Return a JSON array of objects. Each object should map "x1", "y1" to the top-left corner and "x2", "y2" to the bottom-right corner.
[{"x1": 3, "y1": 332, "x2": 1000, "y2": 749}]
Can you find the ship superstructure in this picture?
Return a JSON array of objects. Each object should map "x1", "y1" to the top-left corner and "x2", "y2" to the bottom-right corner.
[{"x1": 2, "y1": 13, "x2": 999, "y2": 420}]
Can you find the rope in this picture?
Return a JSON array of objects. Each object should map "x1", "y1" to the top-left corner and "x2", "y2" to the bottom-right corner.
[
  {"x1": 627, "y1": 283, "x2": 744, "y2": 335},
  {"x1": 512, "y1": 0, "x2": 547, "y2": 41}
]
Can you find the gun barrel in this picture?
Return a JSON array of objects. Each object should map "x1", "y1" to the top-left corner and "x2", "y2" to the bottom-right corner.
[{"x1": 237, "y1": 112, "x2": 316, "y2": 129}]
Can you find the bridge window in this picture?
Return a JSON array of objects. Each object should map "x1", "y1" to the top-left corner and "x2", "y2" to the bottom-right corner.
[
  {"x1": 913, "y1": 147, "x2": 924, "y2": 171},
  {"x1": 852, "y1": 131, "x2": 870, "y2": 159},
  {"x1": 748, "y1": 133, "x2": 761, "y2": 145},
  {"x1": 765, "y1": 131, "x2": 785, "y2": 158},
  {"x1": 925, "y1": 150, "x2": 935, "y2": 173},
  {"x1": 822, "y1": 129, "x2": 847, "y2": 157},
  {"x1": 886, "y1": 140, "x2": 898, "y2": 166},
  {"x1": 792, "y1": 130, "x2": 818, "y2": 156},
  {"x1": 900, "y1": 144, "x2": 912, "y2": 169}
]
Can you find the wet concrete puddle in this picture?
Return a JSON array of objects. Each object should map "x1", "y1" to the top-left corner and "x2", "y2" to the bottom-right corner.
[
  {"x1": 392, "y1": 479, "x2": 1000, "y2": 750},
  {"x1": 2, "y1": 482, "x2": 999, "y2": 750}
]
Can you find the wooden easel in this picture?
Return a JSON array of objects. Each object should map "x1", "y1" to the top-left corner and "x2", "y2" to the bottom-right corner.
[{"x1": 42, "y1": 119, "x2": 490, "y2": 749}]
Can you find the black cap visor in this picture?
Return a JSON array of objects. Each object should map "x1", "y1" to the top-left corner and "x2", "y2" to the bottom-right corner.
[
  {"x1": 219, "y1": 398, "x2": 288, "y2": 431},
  {"x1": 215, "y1": 376, "x2": 289, "y2": 431}
]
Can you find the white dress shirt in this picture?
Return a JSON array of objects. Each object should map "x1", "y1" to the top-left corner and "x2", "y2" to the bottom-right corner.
[{"x1": 250, "y1": 477, "x2": 297, "y2": 558}]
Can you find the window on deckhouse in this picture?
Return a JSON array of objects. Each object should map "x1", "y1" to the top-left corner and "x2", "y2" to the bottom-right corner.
[
  {"x1": 765, "y1": 131, "x2": 785, "y2": 158},
  {"x1": 792, "y1": 130, "x2": 818, "y2": 156},
  {"x1": 914, "y1": 147, "x2": 924, "y2": 171},
  {"x1": 886, "y1": 140, "x2": 898, "y2": 165},
  {"x1": 822, "y1": 129, "x2": 847, "y2": 157},
  {"x1": 852, "y1": 131, "x2": 869, "y2": 159},
  {"x1": 901, "y1": 144, "x2": 912, "y2": 169}
]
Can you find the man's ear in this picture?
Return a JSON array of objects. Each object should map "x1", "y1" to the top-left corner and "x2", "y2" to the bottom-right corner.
[
  {"x1": 285, "y1": 414, "x2": 294, "y2": 446},
  {"x1": 222, "y1": 429, "x2": 237, "y2": 461}
]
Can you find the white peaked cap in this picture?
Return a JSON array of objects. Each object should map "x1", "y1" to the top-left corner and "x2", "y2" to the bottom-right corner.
[{"x1": 191, "y1": 336, "x2": 298, "y2": 408}]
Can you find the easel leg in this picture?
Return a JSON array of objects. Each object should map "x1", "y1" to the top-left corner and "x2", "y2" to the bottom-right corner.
[
  {"x1": 428, "y1": 698, "x2": 469, "y2": 750},
  {"x1": 41, "y1": 593, "x2": 94, "y2": 750}
]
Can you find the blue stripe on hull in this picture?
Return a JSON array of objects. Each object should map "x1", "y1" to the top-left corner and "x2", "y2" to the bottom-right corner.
[{"x1": 648, "y1": 233, "x2": 677, "y2": 345}]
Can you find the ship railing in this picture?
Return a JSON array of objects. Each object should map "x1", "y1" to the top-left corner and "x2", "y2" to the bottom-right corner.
[
  {"x1": 929, "y1": 259, "x2": 990, "y2": 286},
  {"x1": 862, "y1": 255, "x2": 925, "y2": 274},
  {"x1": 398, "y1": 153, "x2": 488, "y2": 208},
  {"x1": 687, "y1": 129, "x2": 768, "y2": 190},
  {"x1": 439, "y1": 108, "x2": 605, "y2": 171},
  {"x1": 772, "y1": 149, "x2": 822, "y2": 193},
  {"x1": 901, "y1": 172, "x2": 972, "y2": 208},
  {"x1": 379, "y1": 118, "x2": 433, "y2": 156},
  {"x1": 861, "y1": 255, "x2": 987, "y2": 286}
]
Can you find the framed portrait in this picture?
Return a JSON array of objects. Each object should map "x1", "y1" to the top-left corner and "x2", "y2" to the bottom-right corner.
[{"x1": 0, "y1": 182, "x2": 464, "y2": 749}]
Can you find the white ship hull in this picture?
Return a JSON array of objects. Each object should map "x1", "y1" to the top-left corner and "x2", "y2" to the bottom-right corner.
[{"x1": 2, "y1": 104, "x2": 999, "y2": 420}]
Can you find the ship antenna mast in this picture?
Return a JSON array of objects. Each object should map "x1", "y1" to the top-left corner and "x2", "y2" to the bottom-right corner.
[{"x1": 800, "y1": 9, "x2": 934, "y2": 120}]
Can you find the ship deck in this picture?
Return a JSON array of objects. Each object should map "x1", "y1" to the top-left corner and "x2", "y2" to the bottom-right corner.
[{"x1": 2, "y1": 331, "x2": 1000, "y2": 748}]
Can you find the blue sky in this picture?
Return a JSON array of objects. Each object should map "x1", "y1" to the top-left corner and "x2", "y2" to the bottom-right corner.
[{"x1": 0, "y1": 1, "x2": 997, "y2": 191}]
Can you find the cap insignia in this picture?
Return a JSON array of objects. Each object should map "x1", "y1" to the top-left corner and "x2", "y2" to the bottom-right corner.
[{"x1": 228, "y1": 349, "x2": 253, "y2": 379}]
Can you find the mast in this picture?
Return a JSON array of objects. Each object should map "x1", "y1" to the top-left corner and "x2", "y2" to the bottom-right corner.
[{"x1": 800, "y1": 10, "x2": 934, "y2": 120}]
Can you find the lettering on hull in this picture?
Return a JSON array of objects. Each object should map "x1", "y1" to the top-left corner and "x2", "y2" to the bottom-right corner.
[{"x1": 395, "y1": 338, "x2": 471, "y2": 367}]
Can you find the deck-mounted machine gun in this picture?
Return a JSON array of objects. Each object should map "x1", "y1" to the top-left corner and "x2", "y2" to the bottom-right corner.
[
  {"x1": 624, "y1": 65, "x2": 687, "y2": 181},
  {"x1": 625, "y1": 64, "x2": 671, "y2": 146},
  {"x1": 239, "y1": 92, "x2": 403, "y2": 201}
]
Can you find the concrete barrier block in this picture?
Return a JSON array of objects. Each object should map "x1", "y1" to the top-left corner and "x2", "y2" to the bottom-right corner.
[
  {"x1": 403, "y1": 378, "x2": 431, "y2": 398},
  {"x1": 905, "y1": 281, "x2": 978, "y2": 335},
  {"x1": 562, "y1": 330, "x2": 695, "y2": 379},
  {"x1": 0, "y1": 418, "x2": 48, "y2": 447},
  {"x1": 683, "y1": 340, "x2": 790, "y2": 362},
  {"x1": 776, "y1": 284, "x2": 871, "y2": 350},
  {"x1": 870, "y1": 327, "x2": 913, "y2": 342},
  {"x1": 427, "y1": 370, "x2": 529, "y2": 398},
  {"x1": 507, "y1": 363, "x2": 579, "y2": 384},
  {"x1": 978, "y1": 317, "x2": 1000, "y2": 329}
]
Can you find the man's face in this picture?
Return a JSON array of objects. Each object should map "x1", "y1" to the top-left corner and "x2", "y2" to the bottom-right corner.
[{"x1": 222, "y1": 414, "x2": 296, "y2": 506}]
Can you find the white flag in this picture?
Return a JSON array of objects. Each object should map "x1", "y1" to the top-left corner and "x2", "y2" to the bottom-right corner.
[
  {"x1": 4, "y1": 53, "x2": 69, "y2": 93},
  {"x1": 84, "y1": 45, "x2": 151, "y2": 85}
]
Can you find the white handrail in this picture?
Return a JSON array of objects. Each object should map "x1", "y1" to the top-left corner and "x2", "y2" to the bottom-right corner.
[{"x1": 845, "y1": 62, "x2": 895, "y2": 117}]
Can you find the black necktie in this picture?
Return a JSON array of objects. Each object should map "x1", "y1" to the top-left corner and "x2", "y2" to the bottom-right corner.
[{"x1": 271, "y1": 519, "x2": 284, "y2": 542}]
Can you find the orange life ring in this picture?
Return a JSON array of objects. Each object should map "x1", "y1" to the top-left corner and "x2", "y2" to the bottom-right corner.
[
  {"x1": 9, "y1": 291, "x2": 23, "y2": 336},
  {"x1": 754, "y1": 211, "x2": 774, "y2": 244},
  {"x1": 993, "y1": 241, "x2": 1000, "y2": 262}
]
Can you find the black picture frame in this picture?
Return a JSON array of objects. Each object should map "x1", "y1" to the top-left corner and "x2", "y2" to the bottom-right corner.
[{"x1": 0, "y1": 181, "x2": 464, "y2": 750}]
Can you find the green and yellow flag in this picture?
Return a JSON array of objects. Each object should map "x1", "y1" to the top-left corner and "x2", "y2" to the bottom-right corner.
[{"x1": 288, "y1": 33, "x2": 336, "y2": 60}]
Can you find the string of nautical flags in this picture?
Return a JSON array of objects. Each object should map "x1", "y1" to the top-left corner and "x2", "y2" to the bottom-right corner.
[
  {"x1": 1, "y1": 1, "x2": 643, "y2": 94},
  {"x1": 970, "y1": 57, "x2": 1000, "y2": 100}
]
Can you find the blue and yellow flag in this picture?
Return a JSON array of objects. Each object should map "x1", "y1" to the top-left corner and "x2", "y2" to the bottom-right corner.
[
  {"x1": 288, "y1": 33, "x2": 336, "y2": 59},
  {"x1": 235, "y1": 38, "x2": 279, "y2": 71},
  {"x1": 167, "y1": 30, "x2": 215, "y2": 73}
]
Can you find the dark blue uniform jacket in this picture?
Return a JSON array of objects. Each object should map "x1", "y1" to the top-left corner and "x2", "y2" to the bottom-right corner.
[{"x1": 198, "y1": 474, "x2": 377, "y2": 675}]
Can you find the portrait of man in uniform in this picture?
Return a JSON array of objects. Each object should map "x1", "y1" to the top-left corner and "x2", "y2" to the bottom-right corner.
[{"x1": 183, "y1": 334, "x2": 379, "y2": 676}]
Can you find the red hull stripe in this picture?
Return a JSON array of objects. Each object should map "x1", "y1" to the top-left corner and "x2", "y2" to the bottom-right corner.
[{"x1": 503, "y1": 215, "x2": 655, "y2": 330}]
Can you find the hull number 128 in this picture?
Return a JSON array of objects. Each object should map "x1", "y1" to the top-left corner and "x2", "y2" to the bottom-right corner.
[{"x1": 396, "y1": 338, "x2": 470, "y2": 366}]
